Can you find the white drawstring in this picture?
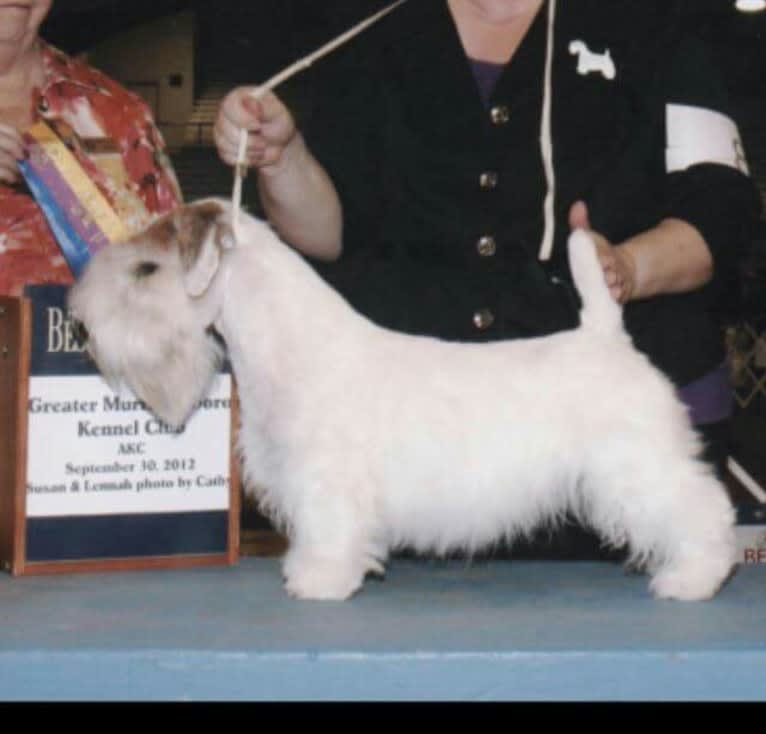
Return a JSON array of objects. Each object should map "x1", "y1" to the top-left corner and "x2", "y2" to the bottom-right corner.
[
  {"x1": 231, "y1": 0, "x2": 408, "y2": 242},
  {"x1": 538, "y1": 0, "x2": 557, "y2": 261}
]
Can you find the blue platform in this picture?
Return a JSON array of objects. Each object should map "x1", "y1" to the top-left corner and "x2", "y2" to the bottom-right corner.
[{"x1": 0, "y1": 558, "x2": 764, "y2": 701}]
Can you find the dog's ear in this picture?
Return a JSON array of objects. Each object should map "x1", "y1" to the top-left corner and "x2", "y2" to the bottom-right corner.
[
  {"x1": 184, "y1": 236, "x2": 220, "y2": 297},
  {"x1": 175, "y1": 201, "x2": 234, "y2": 297}
]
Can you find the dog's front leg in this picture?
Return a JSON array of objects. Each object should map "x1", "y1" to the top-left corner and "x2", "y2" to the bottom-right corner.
[{"x1": 280, "y1": 479, "x2": 381, "y2": 601}]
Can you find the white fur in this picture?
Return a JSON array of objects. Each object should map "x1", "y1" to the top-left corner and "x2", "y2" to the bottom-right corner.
[{"x1": 68, "y1": 199, "x2": 737, "y2": 601}]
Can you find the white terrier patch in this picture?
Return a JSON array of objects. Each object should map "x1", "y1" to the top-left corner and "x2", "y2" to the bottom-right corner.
[
  {"x1": 569, "y1": 40, "x2": 617, "y2": 80},
  {"x1": 68, "y1": 199, "x2": 736, "y2": 602}
]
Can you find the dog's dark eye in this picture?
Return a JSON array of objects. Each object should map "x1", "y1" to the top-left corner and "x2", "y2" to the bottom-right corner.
[
  {"x1": 71, "y1": 319, "x2": 89, "y2": 345},
  {"x1": 134, "y1": 262, "x2": 159, "y2": 278}
]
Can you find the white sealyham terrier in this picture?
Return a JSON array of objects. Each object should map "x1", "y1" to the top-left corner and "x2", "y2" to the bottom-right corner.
[{"x1": 68, "y1": 199, "x2": 737, "y2": 601}]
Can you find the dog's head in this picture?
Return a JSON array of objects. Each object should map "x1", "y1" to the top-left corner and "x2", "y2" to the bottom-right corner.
[{"x1": 68, "y1": 198, "x2": 234, "y2": 428}]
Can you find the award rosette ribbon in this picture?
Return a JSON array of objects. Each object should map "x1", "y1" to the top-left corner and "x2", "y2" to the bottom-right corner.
[{"x1": 18, "y1": 120, "x2": 130, "y2": 278}]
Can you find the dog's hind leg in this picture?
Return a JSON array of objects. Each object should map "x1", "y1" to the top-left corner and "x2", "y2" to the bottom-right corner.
[
  {"x1": 580, "y1": 443, "x2": 736, "y2": 601},
  {"x1": 644, "y1": 464, "x2": 737, "y2": 601}
]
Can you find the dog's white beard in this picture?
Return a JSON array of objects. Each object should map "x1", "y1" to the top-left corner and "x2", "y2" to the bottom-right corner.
[{"x1": 90, "y1": 325, "x2": 223, "y2": 429}]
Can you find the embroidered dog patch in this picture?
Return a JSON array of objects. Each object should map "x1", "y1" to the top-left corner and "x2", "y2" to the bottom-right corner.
[{"x1": 569, "y1": 40, "x2": 616, "y2": 80}]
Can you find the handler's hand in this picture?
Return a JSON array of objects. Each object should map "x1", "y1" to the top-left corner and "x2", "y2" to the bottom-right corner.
[
  {"x1": 0, "y1": 123, "x2": 25, "y2": 184},
  {"x1": 568, "y1": 200, "x2": 637, "y2": 304},
  {"x1": 214, "y1": 87, "x2": 297, "y2": 174}
]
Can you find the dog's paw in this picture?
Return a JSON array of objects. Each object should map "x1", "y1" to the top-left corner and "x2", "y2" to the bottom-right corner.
[
  {"x1": 283, "y1": 558, "x2": 364, "y2": 601},
  {"x1": 649, "y1": 561, "x2": 732, "y2": 601}
]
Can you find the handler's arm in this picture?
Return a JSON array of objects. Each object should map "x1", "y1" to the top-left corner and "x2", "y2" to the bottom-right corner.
[
  {"x1": 616, "y1": 218, "x2": 714, "y2": 301},
  {"x1": 256, "y1": 131, "x2": 343, "y2": 261}
]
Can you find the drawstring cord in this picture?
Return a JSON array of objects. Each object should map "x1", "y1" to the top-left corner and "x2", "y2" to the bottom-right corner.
[{"x1": 538, "y1": 0, "x2": 557, "y2": 261}]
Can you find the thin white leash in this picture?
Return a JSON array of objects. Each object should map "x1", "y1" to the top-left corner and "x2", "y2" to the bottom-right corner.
[{"x1": 231, "y1": 0, "x2": 408, "y2": 241}]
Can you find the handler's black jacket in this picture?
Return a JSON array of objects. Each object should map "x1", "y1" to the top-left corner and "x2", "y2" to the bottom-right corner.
[{"x1": 301, "y1": 0, "x2": 761, "y2": 388}]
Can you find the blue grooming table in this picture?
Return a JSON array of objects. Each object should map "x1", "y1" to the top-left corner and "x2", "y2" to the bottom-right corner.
[{"x1": 0, "y1": 558, "x2": 764, "y2": 701}]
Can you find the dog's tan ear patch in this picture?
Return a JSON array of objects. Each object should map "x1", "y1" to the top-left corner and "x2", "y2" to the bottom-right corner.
[
  {"x1": 173, "y1": 201, "x2": 231, "y2": 297},
  {"x1": 176, "y1": 201, "x2": 226, "y2": 271},
  {"x1": 125, "y1": 212, "x2": 177, "y2": 250}
]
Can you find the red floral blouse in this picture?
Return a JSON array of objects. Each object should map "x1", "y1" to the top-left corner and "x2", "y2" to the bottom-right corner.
[{"x1": 0, "y1": 43, "x2": 182, "y2": 296}]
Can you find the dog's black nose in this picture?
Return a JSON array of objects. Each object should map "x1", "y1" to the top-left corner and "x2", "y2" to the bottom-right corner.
[{"x1": 71, "y1": 319, "x2": 89, "y2": 346}]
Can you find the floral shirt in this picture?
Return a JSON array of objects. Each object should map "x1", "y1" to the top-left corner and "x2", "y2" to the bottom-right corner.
[{"x1": 0, "y1": 43, "x2": 182, "y2": 296}]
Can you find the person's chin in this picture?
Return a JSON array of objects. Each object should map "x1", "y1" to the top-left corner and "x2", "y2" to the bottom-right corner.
[{"x1": 0, "y1": 2, "x2": 46, "y2": 44}]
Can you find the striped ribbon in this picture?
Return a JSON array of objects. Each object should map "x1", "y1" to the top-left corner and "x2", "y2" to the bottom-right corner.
[{"x1": 19, "y1": 121, "x2": 129, "y2": 278}]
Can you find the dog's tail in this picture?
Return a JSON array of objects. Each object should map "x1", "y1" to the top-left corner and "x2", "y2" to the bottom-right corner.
[{"x1": 567, "y1": 229, "x2": 623, "y2": 334}]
